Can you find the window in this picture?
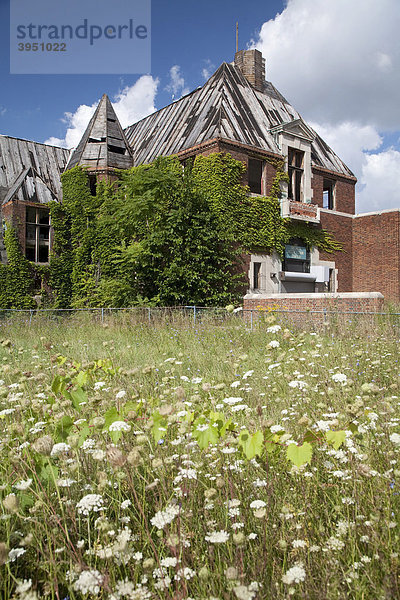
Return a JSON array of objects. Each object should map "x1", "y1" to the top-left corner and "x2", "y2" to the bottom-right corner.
[
  {"x1": 25, "y1": 207, "x2": 50, "y2": 263},
  {"x1": 88, "y1": 174, "x2": 97, "y2": 196},
  {"x1": 253, "y1": 262, "x2": 261, "y2": 289},
  {"x1": 288, "y1": 148, "x2": 304, "y2": 203},
  {"x1": 323, "y1": 179, "x2": 335, "y2": 210},
  {"x1": 248, "y1": 158, "x2": 263, "y2": 194},
  {"x1": 282, "y1": 239, "x2": 310, "y2": 273}
]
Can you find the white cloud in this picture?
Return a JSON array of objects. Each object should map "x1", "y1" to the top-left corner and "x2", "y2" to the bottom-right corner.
[
  {"x1": 254, "y1": 0, "x2": 400, "y2": 130},
  {"x1": 202, "y1": 59, "x2": 215, "y2": 81},
  {"x1": 358, "y1": 149, "x2": 400, "y2": 212},
  {"x1": 44, "y1": 75, "x2": 158, "y2": 149},
  {"x1": 165, "y1": 65, "x2": 189, "y2": 100}
]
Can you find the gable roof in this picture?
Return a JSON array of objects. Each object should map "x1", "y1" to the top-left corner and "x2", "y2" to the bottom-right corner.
[
  {"x1": 124, "y1": 62, "x2": 354, "y2": 178},
  {"x1": 66, "y1": 94, "x2": 133, "y2": 171},
  {"x1": 0, "y1": 135, "x2": 69, "y2": 205}
]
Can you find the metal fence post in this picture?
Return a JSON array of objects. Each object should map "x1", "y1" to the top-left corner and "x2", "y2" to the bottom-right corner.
[
  {"x1": 148, "y1": 307, "x2": 151, "y2": 323},
  {"x1": 193, "y1": 305, "x2": 196, "y2": 326},
  {"x1": 250, "y1": 309, "x2": 253, "y2": 331},
  {"x1": 101, "y1": 307, "x2": 104, "y2": 323},
  {"x1": 29, "y1": 309, "x2": 33, "y2": 326}
]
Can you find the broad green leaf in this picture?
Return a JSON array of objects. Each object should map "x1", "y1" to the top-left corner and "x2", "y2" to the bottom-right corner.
[
  {"x1": 286, "y1": 442, "x2": 313, "y2": 467},
  {"x1": 326, "y1": 430, "x2": 347, "y2": 450},
  {"x1": 239, "y1": 430, "x2": 264, "y2": 460},
  {"x1": 77, "y1": 424, "x2": 91, "y2": 448},
  {"x1": 151, "y1": 410, "x2": 167, "y2": 443},
  {"x1": 40, "y1": 463, "x2": 59, "y2": 485},
  {"x1": 193, "y1": 424, "x2": 219, "y2": 449},
  {"x1": 19, "y1": 492, "x2": 34, "y2": 510},
  {"x1": 104, "y1": 406, "x2": 120, "y2": 429},
  {"x1": 74, "y1": 370, "x2": 88, "y2": 388},
  {"x1": 55, "y1": 415, "x2": 74, "y2": 442},
  {"x1": 70, "y1": 387, "x2": 87, "y2": 412}
]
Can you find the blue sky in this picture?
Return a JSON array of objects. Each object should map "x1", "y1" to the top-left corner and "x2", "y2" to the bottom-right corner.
[{"x1": 1, "y1": 0, "x2": 399, "y2": 213}]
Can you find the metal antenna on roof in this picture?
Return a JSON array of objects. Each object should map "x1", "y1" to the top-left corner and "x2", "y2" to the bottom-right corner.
[{"x1": 236, "y1": 22, "x2": 239, "y2": 53}]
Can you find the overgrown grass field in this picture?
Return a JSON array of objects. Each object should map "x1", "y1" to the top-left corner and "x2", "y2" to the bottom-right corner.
[{"x1": 1, "y1": 313, "x2": 400, "y2": 599}]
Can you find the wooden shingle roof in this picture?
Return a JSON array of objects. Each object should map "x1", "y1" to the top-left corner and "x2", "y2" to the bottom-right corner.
[{"x1": 124, "y1": 62, "x2": 354, "y2": 178}]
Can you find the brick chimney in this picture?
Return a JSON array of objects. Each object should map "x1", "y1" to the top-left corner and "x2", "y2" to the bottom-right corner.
[{"x1": 234, "y1": 49, "x2": 265, "y2": 92}]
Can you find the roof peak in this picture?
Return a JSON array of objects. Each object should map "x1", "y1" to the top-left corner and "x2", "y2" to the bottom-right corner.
[{"x1": 66, "y1": 94, "x2": 133, "y2": 172}]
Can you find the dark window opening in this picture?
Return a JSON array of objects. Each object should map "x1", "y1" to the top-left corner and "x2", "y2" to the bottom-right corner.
[
  {"x1": 323, "y1": 179, "x2": 335, "y2": 210},
  {"x1": 88, "y1": 175, "x2": 97, "y2": 196},
  {"x1": 107, "y1": 144, "x2": 126, "y2": 155},
  {"x1": 288, "y1": 148, "x2": 304, "y2": 203},
  {"x1": 107, "y1": 117, "x2": 116, "y2": 122},
  {"x1": 88, "y1": 137, "x2": 106, "y2": 143},
  {"x1": 253, "y1": 262, "x2": 261, "y2": 289},
  {"x1": 283, "y1": 238, "x2": 310, "y2": 273},
  {"x1": 248, "y1": 158, "x2": 263, "y2": 194},
  {"x1": 25, "y1": 207, "x2": 50, "y2": 263}
]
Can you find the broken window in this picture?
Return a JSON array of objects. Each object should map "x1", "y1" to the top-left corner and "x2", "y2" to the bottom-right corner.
[
  {"x1": 248, "y1": 158, "x2": 263, "y2": 194},
  {"x1": 88, "y1": 174, "x2": 97, "y2": 196},
  {"x1": 253, "y1": 262, "x2": 262, "y2": 289},
  {"x1": 283, "y1": 239, "x2": 310, "y2": 273},
  {"x1": 25, "y1": 207, "x2": 50, "y2": 263},
  {"x1": 323, "y1": 179, "x2": 335, "y2": 210},
  {"x1": 288, "y1": 148, "x2": 304, "y2": 203}
]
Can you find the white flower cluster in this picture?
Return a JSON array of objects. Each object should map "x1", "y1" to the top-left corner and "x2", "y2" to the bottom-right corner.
[
  {"x1": 282, "y1": 562, "x2": 306, "y2": 584},
  {"x1": 50, "y1": 442, "x2": 71, "y2": 457},
  {"x1": 76, "y1": 494, "x2": 105, "y2": 516},
  {"x1": 73, "y1": 570, "x2": 103, "y2": 595},
  {"x1": 205, "y1": 530, "x2": 229, "y2": 543},
  {"x1": 150, "y1": 504, "x2": 180, "y2": 530},
  {"x1": 267, "y1": 324, "x2": 281, "y2": 333},
  {"x1": 109, "y1": 421, "x2": 131, "y2": 432},
  {"x1": 331, "y1": 372, "x2": 347, "y2": 385}
]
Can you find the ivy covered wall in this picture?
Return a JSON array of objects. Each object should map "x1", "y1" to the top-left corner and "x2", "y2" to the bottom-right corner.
[{"x1": 0, "y1": 152, "x2": 342, "y2": 309}]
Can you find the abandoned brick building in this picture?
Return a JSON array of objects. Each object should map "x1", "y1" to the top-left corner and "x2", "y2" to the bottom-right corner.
[{"x1": 0, "y1": 49, "x2": 397, "y2": 307}]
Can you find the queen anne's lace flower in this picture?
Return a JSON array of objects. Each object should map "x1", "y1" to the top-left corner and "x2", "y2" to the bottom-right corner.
[
  {"x1": 109, "y1": 421, "x2": 131, "y2": 432},
  {"x1": 76, "y1": 494, "x2": 104, "y2": 516},
  {"x1": 282, "y1": 562, "x2": 306, "y2": 584},
  {"x1": 150, "y1": 504, "x2": 180, "y2": 529},
  {"x1": 73, "y1": 570, "x2": 103, "y2": 595},
  {"x1": 205, "y1": 530, "x2": 229, "y2": 543}
]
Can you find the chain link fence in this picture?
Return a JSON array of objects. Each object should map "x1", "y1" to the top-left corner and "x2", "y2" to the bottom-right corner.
[{"x1": 0, "y1": 305, "x2": 400, "y2": 336}]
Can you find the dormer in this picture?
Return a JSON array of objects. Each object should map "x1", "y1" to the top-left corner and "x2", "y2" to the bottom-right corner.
[{"x1": 270, "y1": 119, "x2": 315, "y2": 205}]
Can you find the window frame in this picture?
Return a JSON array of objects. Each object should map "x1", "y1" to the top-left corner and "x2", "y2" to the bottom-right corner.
[
  {"x1": 287, "y1": 148, "x2": 304, "y2": 203},
  {"x1": 322, "y1": 179, "x2": 335, "y2": 210},
  {"x1": 25, "y1": 206, "x2": 51, "y2": 264}
]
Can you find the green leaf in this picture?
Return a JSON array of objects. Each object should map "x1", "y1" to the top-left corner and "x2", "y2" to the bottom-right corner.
[
  {"x1": 151, "y1": 410, "x2": 167, "y2": 443},
  {"x1": 238, "y1": 429, "x2": 264, "y2": 460},
  {"x1": 104, "y1": 406, "x2": 120, "y2": 429},
  {"x1": 193, "y1": 423, "x2": 219, "y2": 449},
  {"x1": 326, "y1": 430, "x2": 347, "y2": 450},
  {"x1": 70, "y1": 387, "x2": 87, "y2": 412},
  {"x1": 286, "y1": 442, "x2": 313, "y2": 467},
  {"x1": 77, "y1": 424, "x2": 91, "y2": 448},
  {"x1": 74, "y1": 370, "x2": 88, "y2": 388},
  {"x1": 55, "y1": 415, "x2": 74, "y2": 442}
]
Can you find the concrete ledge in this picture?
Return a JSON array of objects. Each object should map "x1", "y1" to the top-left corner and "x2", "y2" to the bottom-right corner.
[{"x1": 244, "y1": 292, "x2": 384, "y2": 301}]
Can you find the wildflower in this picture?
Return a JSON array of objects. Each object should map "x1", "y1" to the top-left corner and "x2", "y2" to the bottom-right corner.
[
  {"x1": 292, "y1": 539, "x2": 307, "y2": 548},
  {"x1": 242, "y1": 370, "x2": 254, "y2": 379},
  {"x1": 331, "y1": 373, "x2": 347, "y2": 385},
  {"x1": 15, "y1": 579, "x2": 32, "y2": 594},
  {"x1": 233, "y1": 585, "x2": 257, "y2": 600},
  {"x1": 14, "y1": 479, "x2": 33, "y2": 491},
  {"x1": 73, "y1": 570, "x2": 103, "y2": 595},
  {"x1": 109, "y1": 421, "x2": 131, "y2": 432},
  {"x1": 116, "y1": 390, "x2": 126, "y2": 399},
  {"x1": 390, "y1": 433, "x2": 400, "y2": 445},
  {"x1": 76, "y1": 494, "x2": 105, "y2": 516},
  {"x1": 94, "y1": 381, "x2": 106, "y2": 390},
  {"x1": 250, "y1": 500, "x2": 266, "y2": 509},
  {"x1": 160, "y1": 557, "x2": 178, "y2": 568},
  {"x1": 50, "y1": 442, "x2": 71, "y2": 456},
  {"x1": 57, "y1": 478, "x2": 76, "y2": 488},
  {"x1": 268, "y1": 340, "x2": 280, "y2": 348},
  {"x1": 32, "y1": 435, "x2": 53, "y2": 456},
  {"x1": 282, "y1": 562, "x2": 306, "y2": 584},
  {"x1": 120, "y1": 499, "x2": 131, "y2": 510},
  {"x1": 267, "y1": 325, "x2": 281, "y2": 333},
  {"x1": 7, "y1": 547, "x2": 26, "y2": 563},
  {"x1": 3, "y1": 493, "x2": 19, "y2": 513},
  {"x1": 205, "y1": 530, "x2": 229, "y2": 543},
  {"x1": 225, "y1": 566, "x2": 238, "y2": 580},
  {"x1": 150, "y1": 504, "x2": 180, "y2": 530},
  {"x1": 175, "y1": 567, "x2": 196, "y2": 581}
]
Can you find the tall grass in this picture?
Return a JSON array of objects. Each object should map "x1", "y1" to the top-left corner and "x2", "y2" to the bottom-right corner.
[{"x1": 0, "y1": 313, "x2": 399, "y2": 599}]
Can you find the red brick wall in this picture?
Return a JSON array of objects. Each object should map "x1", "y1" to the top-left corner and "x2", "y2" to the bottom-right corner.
[
  {"x1": 352, "y1": 211, "x2": 400, "y2": 302},
  {"x1": 312, "y1": 168, "x2": 356, "y2": 214},
  {"x1": 319, "y1": 211, "x2": 353, "y2": 292},
  {"x1": 244, "y1": 294, "x2": 384, "y2": 320}
]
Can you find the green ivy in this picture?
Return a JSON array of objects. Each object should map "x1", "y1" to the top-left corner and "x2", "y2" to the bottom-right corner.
[{"x1": 0, "y1": 226, "x2": 35, "y2": 309}]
